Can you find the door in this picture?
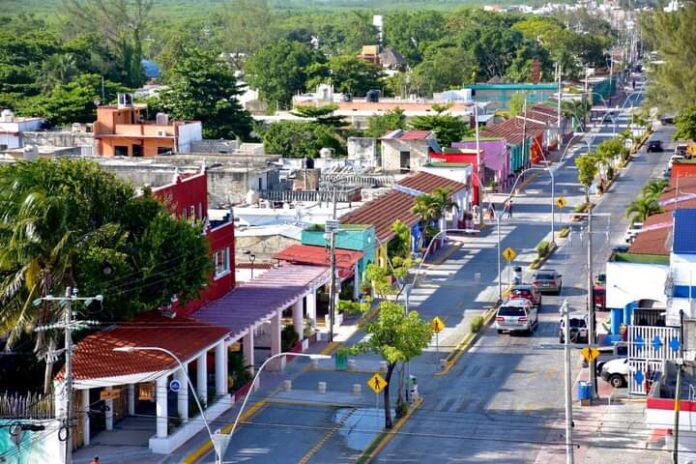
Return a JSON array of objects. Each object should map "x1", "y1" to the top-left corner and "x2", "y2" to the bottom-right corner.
[
  {"x1": 132, "y1": 144, "x2": 143, "y2": 157},
  {"x1": 399, "y1": 151, "x2": 411, "y2": 173}
]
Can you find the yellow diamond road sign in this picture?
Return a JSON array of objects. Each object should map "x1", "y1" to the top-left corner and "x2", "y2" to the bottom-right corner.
[
  {"x1": 367, "y1": 373, "x2": 387, "y2": 394},
  {"x1": 502, "y1": 247, "x2": 517, "y2": 261},
  {"x1": 580, "y1": 347, "x2": 600, "y2": 362},
  {"x1": 556, "y1": 197, "x2": 568, "y2": 208},
  {"x1": 431, "y1": 316, "x2": 445, "y2": 333}
]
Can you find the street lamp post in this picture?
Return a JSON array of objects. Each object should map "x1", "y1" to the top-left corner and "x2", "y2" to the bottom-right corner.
[{"x1": 244, "y1": 251, "x2": 256, "y2": 280}]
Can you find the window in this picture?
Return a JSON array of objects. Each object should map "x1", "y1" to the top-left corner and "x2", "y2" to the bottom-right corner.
[
  {"x1": 214, "y1": 248, "x2": 230, "y2": 278},
  {"x1": 114, "y1": 145, "x2": 128, "y2": 157},
  {"x1": 157, "y1": 147, "x2": 171, "y2": 155}
]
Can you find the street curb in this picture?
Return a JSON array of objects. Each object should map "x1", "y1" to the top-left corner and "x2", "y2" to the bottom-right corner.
[
  {"x1": 356, "y1": 397, "x2": 424, "y2": 464},
  {"x1": 269, "y1": 398, "x2": 359, "y2": 409},
  {"x1": 529, "y1": 241, "x2": 558, "y2": 270},
  {"x1": 182, "y1": 400, "x2": 268, "y2": 464},
  {"x1": 425, "y1": 241, "x2": 463, "y2": 267},
  {"x1": 435, "y1": 306, "x2": 497, "y2": 376}
]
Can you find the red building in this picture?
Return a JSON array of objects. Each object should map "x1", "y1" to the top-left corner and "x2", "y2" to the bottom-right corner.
[{"x1": 151, "y1": 169, "x2": 235, "y2": 316}]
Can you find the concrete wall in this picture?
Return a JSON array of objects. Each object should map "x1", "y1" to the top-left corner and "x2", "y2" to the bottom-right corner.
[
  {"x1": 22, "y1": 131, "x2": 95, "y2": 151},
  {"x1": 176, "y1": 122, "x2": 203, "y2": 152},
  {"x1": 234, "y1": 234, "x2": 300, "y2": 261},
  {"x1": 347, "y1": 137, "x2": 378, "y2": 166},
  {"x1": 606, "y1": 261, "x2": 669, "y2": 309},
  {"x1": 381, "y1": 140, "x2": 429, "y2": 172}
]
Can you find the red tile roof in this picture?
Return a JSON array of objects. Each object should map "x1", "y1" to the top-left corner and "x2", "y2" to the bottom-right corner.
[
  {"x1": 340, "y1": 190, "x2": 419, "y2": 242},
  {"x1": 399, "y1": 130, "x2": 432, "y2": 141},
  {"x1": 396, "y1": 171, "x2": 467, "y2": 195},
  {"x1": 61, "y1": 313, "x2": 229, "y2": 381},
  {"x1": 482, "y1": 118, "x2": 546, "y2": 145},
  {"x1": 273, "y1": 244, "x2": 363, "y2": 269},
  {"x1": 629, "y1": 227, "x2": 672, "y2": 255},
  {"x1": 531, "y1": 104, "x2": 557, "y2": 116}
]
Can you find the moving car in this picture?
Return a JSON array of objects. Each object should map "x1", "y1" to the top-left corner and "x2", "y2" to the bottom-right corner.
[
  {"x1": 495, "y1": 299, "x2": 538, "y2": 335},
  {"x1": 600, "y1": 358, "x2": 629, "y2": 388},
  {"x1": 647, "y1": 140, "x2": 663, "y2": 152},
  {"x1": 508, "y1": 284, "x2": 542, "y2": 307},
  {"x1": 624, "y1": 222, "x2": 644, "y2": 243},
  {"x1": 559, "y1": 314, "x2": 589, "y2": 344},
  {"x1": 532, "y1": 270, "x2": 562, "y2": 295}
]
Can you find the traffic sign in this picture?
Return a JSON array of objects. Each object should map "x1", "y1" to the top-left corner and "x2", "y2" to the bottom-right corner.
[
  {"x1": 555, "y1": 197, "x2": 568, "y2": 208},
  {"x1": 169, "y1": 379, "x2": 182, "y2": 393},
  {"x1": 502, "y1": 247, "x2": 517, "y2": 261},
  {"x1": 325, "y1": 219, "x2": 340, "y2": 232},
  {"x1": 431, "y1": 316, "x2": 445, "y2": 333},
  {"x1": 367, "y1": 373, "x2": 387, "y2": 394},
  {"x1": 99, "y1": 389, "x2": 121, "y2": 401},
  {"x1": 580, "y1": 347, "x2": 600, "y2": 363}
]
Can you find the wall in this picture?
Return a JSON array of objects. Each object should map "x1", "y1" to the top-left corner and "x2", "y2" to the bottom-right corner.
[
  {"x1": 381, "y1": 140, "x2": 429, "y2": 172},
  {"x1": 176, "y1": 122, "x2": 203, "y2": 153},
  {"x1": 606, "y1": 261, "x2": 669, "y2": 309},
  {"x1": 21, "y1": 131, "x2": 95, "y2": 150},
  {"x1": 672, "y1": 162, "x2": 696, "y2": 180},
  {"x1": 301, "y1": 226, "x2": 377, "y2": 274},
  {"x1": 466, "y1": 83, "x2": 556, "y2": 111},
  {"x1": 0, "y1": 133, "x2": 20, "y2": 149},
  {"x1": 235, "y1": 234, "x2": 300, "y2": 261},
  {"x1": 152, "y1": 171, "x2": 208, "y2": 219},
  {"x1": 347, "y1": 137, "x2": 378, "y2": 166},
  {"x1": 0, "y1": 419, "x2": 61, "y2": 464}
]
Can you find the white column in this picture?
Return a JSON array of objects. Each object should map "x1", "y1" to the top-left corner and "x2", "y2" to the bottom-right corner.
[
  {"x1": 292, "y1": 298, "x2": 304, "y2": 340},
  {"x1": 177, "y1": 364, "x2": 189, "y2": 423},
  {"x1": 306, "y1": 291, "x2": 317, "y2": 327},
  {"x1": 243, "y1": 331, "x2": 255, "y2": 376},
  {"x1": 269, "y1": 310, "x2": 285, "y2": 371},
  {"x1": 104, "y1": 386, "x2": 114, "y2": 431},
  {"x1": 196, "y1": 352, "x2": 208, "y2": 407},
  {"x1": 215, "y1": 342, "x2": 228, "y2": 396},
  {"x1": 156, "y1": 376, "x2": 168, "y2": 438},
  {"x1": 353, "y1": 264, "x2": 360, "y2": 300},
  {"x1": 127, "y1": 384, "x2": 135, "y2": 416},
  {"x1": 82, "y1": 389, "x2": 90, "y2": 446}
]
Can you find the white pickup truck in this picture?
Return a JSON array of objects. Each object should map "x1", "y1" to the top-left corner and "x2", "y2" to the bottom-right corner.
[
  {"x1": 600, "y1": 358, "x2": 629, "y2": 388},
  {"x1": 624, "y1": 222, "x2": 644, "y2": 243}
]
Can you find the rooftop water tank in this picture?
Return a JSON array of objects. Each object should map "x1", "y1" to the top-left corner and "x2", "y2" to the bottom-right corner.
[{"x1": 245, "y1": 189, "x2": 259, "y2": 204}]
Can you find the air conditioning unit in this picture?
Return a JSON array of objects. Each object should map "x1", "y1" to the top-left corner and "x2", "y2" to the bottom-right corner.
[{"x1": 157, "y1": 130, "x2": 167, "y2": 136}]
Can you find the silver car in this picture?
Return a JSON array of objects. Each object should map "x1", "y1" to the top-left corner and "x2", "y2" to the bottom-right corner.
[{"x1": 495, "y1": 299, "x2": 538, "y2": 335}]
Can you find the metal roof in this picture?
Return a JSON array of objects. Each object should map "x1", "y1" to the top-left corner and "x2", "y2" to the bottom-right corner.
[
  {"x1": 395, "y1": 171, "x2": 467, "y2": 195},
  {"x1": 273, "y1": 244, "x2": 363, "y2": 269},
  {"x1": 340, "y1": 190, "x2": 419, "y2": 242}
]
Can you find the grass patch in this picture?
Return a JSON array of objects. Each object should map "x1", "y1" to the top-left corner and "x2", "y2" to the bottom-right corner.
[
  {"x1": 470, "y1": 315, "x2": 485, "y2": 333},
  {"x1": 558, "y1": 226, "x2": 570, "y2": 239}
]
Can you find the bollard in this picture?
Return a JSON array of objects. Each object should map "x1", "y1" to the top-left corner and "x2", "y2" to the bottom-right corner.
[
  {"x1": 352, "y1": 384, "x2": 362, "y2": 395},
  {"x1": 439, "y1": 358, "x2": 448, "y2": 370},
  {"x1": 283, "y1": 380, "x2": 292, "y2": 391},
  {"x1": 379, "y1": 361, "x2": 388, "y2": 372},
  {"x1": 311, "y1": 358, "x2": 320, "y2": 369},
  {"x1": 318, "y1": 381, "x2": 327, "y2": 394},
  {"x1": 347, "y1": 359, "x2": 356, "y2": 371}
]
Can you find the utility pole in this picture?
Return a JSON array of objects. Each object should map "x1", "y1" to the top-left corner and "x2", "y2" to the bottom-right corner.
[
  {"x1": 608, "y1": 55, "x2": 614, "y2": 107},
  {"x1": 583, "y1": 67, "x2": 590, "y2": 130},
  {"x1": 561, "y1": 300, "x2": 575, "y2": 464},
  {"x1": 328, "y1": 187, "x2": 338, "y2": 343},
  {"x1": 673, "y1": 309, "x2": 684, "y2": 464},
  {"x1": 474, "y1": 102, "x2": 483, "y2": 226},
  {"x1": 557, "y1": 63, "x2": 563, "y2": 148},
  {"x1": 34, "y1": 288, "x2": 101, "y2": 464},
  {"x1": 586, "y1": 211, "x2": 598, "y2": 397},
  {"x1": 521, "y1": 93, "x2": 528, "y2": 167}
]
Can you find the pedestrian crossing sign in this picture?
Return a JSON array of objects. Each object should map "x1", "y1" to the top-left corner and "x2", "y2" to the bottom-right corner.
[
  {"x1": 502, "y1": 247, "x2": 517, "y2": 261},
  {"x1": 580, "y1": 347, "x2": 600, "y2": 362},
  {"x1": 368, "y1": 373, "x2": 387, "y2": 394},
  {"x1": 555, "y1": 197, "x2": 568, "y2": 208},
  {"x1": 431, "y1": 316, "x2": 445, "y2": 333}
]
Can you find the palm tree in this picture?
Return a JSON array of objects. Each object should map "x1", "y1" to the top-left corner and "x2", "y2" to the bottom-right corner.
[
  {"x1": 641, "y1": 179, "x2": 669, "y2": 199},
  {"x1": 39, "y1": 54, "x2": 78, "y2": 92},
  {"x1": 412, "y1": 188, "x2": 457, "y2": 247},
  {"x1": 625, "y1": 195, "x2": 662, "y2": 223}
]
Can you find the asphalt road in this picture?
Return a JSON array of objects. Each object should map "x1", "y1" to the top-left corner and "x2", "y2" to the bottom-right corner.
[{"x1": 376, "y1": 80, "x2": 675, "y2": 463}]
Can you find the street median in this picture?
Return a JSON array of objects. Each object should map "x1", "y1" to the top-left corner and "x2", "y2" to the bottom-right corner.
[{"x1": 436, "y1": 305, "x2": 498, "y2": 377}]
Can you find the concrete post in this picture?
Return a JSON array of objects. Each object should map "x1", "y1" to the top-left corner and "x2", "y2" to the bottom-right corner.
[
  {"x1": 156, "y1": 376, "x2": 168, "y2": 438},
  {"x1": 104, "y1": 386, "x2": 114, "y2": 431},
  {"x1": 196, "y1": 352, "x2": 207, "y2": 407},
  {"x1": 243, "y1": 330, "x2": 255, "y2": 376},
  {"x1": 292, "y1": 298, "x2": 304, "y2": 340},
  {"x1": 353, "y1": 264, "x2": 360, "y2": 301},
  {"x1": 306, "y1": 291, "x2": 317, "y2": 327},
  {"x1": 215, "y1": 341, "x2": 228, "y2": 396},
  {"x1": 82, "y1": 389, "x2": 90, "y2": 446},
  {"x1": 177, "y1": 363, "x2": 189, "y2": 423},
  {"x1": 269, "y1": 310, "x2": 285, "y2": 371},
  {"x1": 127, "y1": 384, "x2": 135, "y2": 416}
]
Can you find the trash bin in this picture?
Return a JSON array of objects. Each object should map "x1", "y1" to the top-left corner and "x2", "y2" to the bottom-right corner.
[
  {"x1": 408, "y1": 375, "x2": 419, "y2": 401},
  {"x1": 577, "y1": 381, "x2": 592, "y2": 406},
  {"x1": 335, "y1": 351, "x2": 348, "y2": 370}
]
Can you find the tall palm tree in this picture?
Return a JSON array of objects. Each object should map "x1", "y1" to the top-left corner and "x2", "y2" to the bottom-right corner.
[
  {"x1": 625, "y1": 195, "x2": 662, "y2": 223},
  {"x1": 641, "y1": 179, "x2": 669, "y2": 199}
]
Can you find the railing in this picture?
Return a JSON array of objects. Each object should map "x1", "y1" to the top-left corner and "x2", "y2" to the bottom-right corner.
[
  {"x1": 320, "y1": 174, "x2": 395, "y2": 187},
  {"x1": 628, "y1": 325, "x2": 680, "y2": 395},
  {"x1": 0, "y1": 391, "x2": 54, "y2": 419},
  {"x1": 257, "y1": 188, "x2": 361, "y2": 203}
]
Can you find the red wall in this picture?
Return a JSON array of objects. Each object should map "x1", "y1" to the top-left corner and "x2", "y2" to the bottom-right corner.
[
  {"x1": 672, "y1": 162, "x2": 696, "y2": 181},
  {"x1": 431, "y1": 152, "x2": 480, "y2": 205},
  {"x1": 151, "y1": 171, "x2": 235, "y2": 317},
  {"x1": 530, "y1": 134, "x2": 543, "y2": 165}
]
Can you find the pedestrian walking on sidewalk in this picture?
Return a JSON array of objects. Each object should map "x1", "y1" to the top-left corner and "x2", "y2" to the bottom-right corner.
[
  {"x1": 487, "y1": 202, "x2": 495, "y2": 220},
  {"x1": 504, "y1": 200, "x2": 513, "y2": 218}
]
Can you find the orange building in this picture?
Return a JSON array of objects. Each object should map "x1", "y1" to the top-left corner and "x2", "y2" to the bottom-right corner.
[{"x1": 94, "y1": 94, "x2": 202, "y2": 157}]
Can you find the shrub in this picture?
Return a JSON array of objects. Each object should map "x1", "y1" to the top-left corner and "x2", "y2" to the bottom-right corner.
[
  {"x1": 536, "y1": 240, "x2": 551, "y2": 258},
  {"x1": 470, "y1": 315, "x2": 485, "y2": 333},
  {"x1": 281, "y1": 325, "x2": 300, "y2": 352}
]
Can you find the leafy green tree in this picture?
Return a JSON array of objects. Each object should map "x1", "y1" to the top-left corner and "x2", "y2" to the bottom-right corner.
[
  {"x1": 348, "y1": 301, "x2": 432, "y2": 429},
  {"x1": 306, "y1": 55, "x2": 383, "y2": 97},
  {"x1": 674, "y1": 106, "x2": 696, "y2": 141},
  {"x1": 0, "y1": 159, "x2": 210, "y2": 391},
  {"x1": 260, "y1": 120, "x2": 343, "y2": 158},
  {"x1": 290, "y1": 104, "x2": 347, "y2": 129},
  {"x1": 625, "y1": 195, "x2": 661, "y2": 223},
  {"x1": 366, "y1": 108, "x2": 406, "y2": 138},
  {"x1": 38, "y1": 53, "x2": 78, "y2": 92},
  {"x1": 411, "y1": 46, "x2": 478, "y2": 95},
  {"x1": 641, "y1": 179, "x2": 668, "y2": 199},
  {"x1": 383, "y1": 11, "x2": 446, "y2": 65},
  {"x1": 387, "y1": 220, "x2": 412, "y2": 261},
  {"x1": 507, "y1": 93, "x2": 526, "y2": 118},
  {"x1": 575, "y1": 153, "x2": 598, "y2": 204},
  {"x1": 410, "y1": 104, "x2": 471, "y2": 148},
  {"x1": 244, "y1": 40, "x2": 321, "y2": 110},
  {"x1": 158, "y1": 48, "x2": 252, "y2": 139},
  {"x1": 223, "y1": 0, "x2": 275, "y2": 55}
]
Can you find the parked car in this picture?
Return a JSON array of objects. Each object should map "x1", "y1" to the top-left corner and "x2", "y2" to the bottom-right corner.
[
  {"x1": 670, "y1": 154, "x2": 685, "y2": 168},
  {"x1": 594, "y1": 342, "x2": 628, "y2": 374},
  {"x1": 600, "y1": 358, "x2": 629, "y2": 388},
  {"x1": 661, "y1": 115, "x2": 675, "y2": 125},
  {"x1": 508, "y1": 284, "x2": 542, "y2": 307},
  {"x1": 624, "y1": 222, "x2": 644, "y2": 243},
  {"x1": 612, "y1": 244, "x2": 630, "y2": 254},
  {"x1": 647, "y1": 140, "x2": 663, "y2": 152},
  {"x1": 559, "y1": 314, "x2": 588, "y2": 344},
  {"x1": 675, "y1": 143, "x2": 688, "y2": 157},
  {"x1": 495, "y1": 299, "x2": 538, "y2": 335},
  {"x1": 532, "y1": 270, "x2": 562, "y2": 294}
]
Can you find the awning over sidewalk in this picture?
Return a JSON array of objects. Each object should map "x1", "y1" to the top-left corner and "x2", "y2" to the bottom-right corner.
[
  {"x1": 60, "y1": 312, "x2": 229, "y2": 389},
  {"x1": 195, "y1": 264, "x2": 331, "y2": 340}
]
